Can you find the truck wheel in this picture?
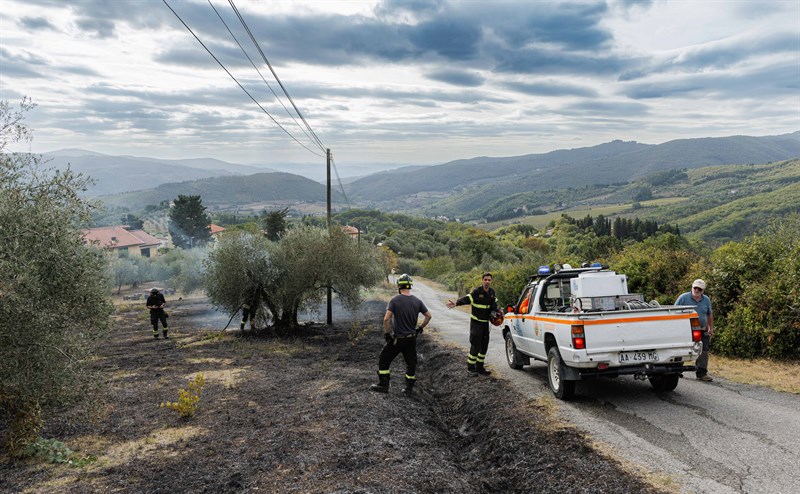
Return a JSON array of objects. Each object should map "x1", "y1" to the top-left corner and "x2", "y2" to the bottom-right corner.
[
  {"x1": 505, "y1": 334, "x2": 524, "y2": 370},
  {"x1": 649, "y1": 374, "x2": 680, "y2": 392},
  {"x1": 547, "y1": 347, "x2": 575, "y2": 400}
]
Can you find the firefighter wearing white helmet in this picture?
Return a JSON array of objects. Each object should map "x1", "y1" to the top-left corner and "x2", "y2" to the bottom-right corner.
[{"x1": 370, "y1": 274, "x2": 432, "y2": 394}]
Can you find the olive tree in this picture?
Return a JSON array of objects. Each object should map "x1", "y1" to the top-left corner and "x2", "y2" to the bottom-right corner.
[
  {"x1": 204, "y1": 226, "x2": 387, "y2": 329},
  {"x1": 204, "y1": 232, "x2": 277, "y2": 327},
  {"x1": 0, "y1": 99, "x2": 112, "y2": 455}
]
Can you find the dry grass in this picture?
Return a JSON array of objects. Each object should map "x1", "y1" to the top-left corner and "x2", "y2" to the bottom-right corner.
[{"x1": 710, "y1": 354, "x2": 800, "y2": 394}]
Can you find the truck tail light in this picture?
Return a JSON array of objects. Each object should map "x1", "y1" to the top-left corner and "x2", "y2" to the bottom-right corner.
[
  {"x1": 571, "y1": 324, "x2": 586, "y2": 350},
  {"x1": 690, "y1": 317, "x2": 702, "y2": 342}
]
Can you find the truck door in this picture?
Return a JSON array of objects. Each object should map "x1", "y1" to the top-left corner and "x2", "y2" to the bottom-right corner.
[{"x1": 513, "y1": 285, "x2": 536, "y2": 354}]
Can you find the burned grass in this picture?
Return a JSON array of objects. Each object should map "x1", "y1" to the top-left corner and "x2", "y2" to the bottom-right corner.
[{"x1": 1, "y1": 298, "x2": 665, "y2": 493}]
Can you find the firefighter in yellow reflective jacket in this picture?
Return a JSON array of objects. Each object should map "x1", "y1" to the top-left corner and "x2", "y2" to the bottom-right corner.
[{"x1": 447, "y1": 272, "x2": 500, "y2": 377}]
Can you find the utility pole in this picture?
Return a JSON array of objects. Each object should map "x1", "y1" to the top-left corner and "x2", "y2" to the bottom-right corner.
[{"x1": 326, "y1": 148, "x2": 332, "y2": 325}]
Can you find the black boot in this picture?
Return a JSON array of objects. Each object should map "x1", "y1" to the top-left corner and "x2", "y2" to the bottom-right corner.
[
  {"x1": 163, "y1": 329, "x2": 169, "y2": 339},
  {"x1": 467, "y1": 364, "x2": 478, "y2": 377},
  {"x1": 402, "y1": 377, "x2": 416, "y2": 394},
  {"x1": 370, "y1": 372, "x2": 390, "y2": 393},
  {"x1": 476, "y1": 363, "x2": 491, "y2": 375}
]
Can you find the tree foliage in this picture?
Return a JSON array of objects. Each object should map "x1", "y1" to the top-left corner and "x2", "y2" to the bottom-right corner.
[
  {"x1": 205, "y1": 226, "x2": 387, "y2": 330},
  {"x1": 608, "y1": 233, "x2": 698, "y2": 304},
  {"x1": 262, "y1": 207, "x2": 289, "y2": 241},
  {"x1": 168, "y1": 194, "x2": 211, "y2": 249},
  {"x1": 707, "y1": 216, "x2": 800, "y2": 359},
  {"x1": 0, "y1": 99, "x2": 112, "y2": 454}
]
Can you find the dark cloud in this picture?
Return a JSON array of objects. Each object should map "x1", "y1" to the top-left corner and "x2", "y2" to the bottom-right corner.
[
  {"x1": 494, "y1": 47, "x2": 628, "y2": 75},
  {"x1": 156, "y1": 1, "x2": 618, "y2": 74},
  {"x1": 0, "y1": 46, "x2": 101, "y2": 79},
  {"x1": 0, "y1": 47, "x2": 50, "y2": 78},
  {"x1": 484, "y1": 2, "x2": 611, "y2": 51},
  {"x1": 374, "y1": 0, "x2": 446, "y2": 19},
  {"x1": 620, "y1": 33, "x2": 799, "y2": 81},
  {"x1": 616, "y1": 0, "x2": 654, "y2": 11},
  {"x1": 623, "y1": 63, "x2": 800, "y2": 100},
  {"x1": 74, "y1": 17, "x2": 116, "y2": 39},
  {"x1": 426, "y1": 69, "x2": 485, "y2": 87},
  {"x1": 501, "y1": 80, "x2": 598, "y2": 97},
  {"x1": 20, "y1": 16, "x2": 57, "y2": 31},
  {"x1": 560, "y1": 100, "x2": 650, "y2": 117},
  {"x1": 408, "y1": 16, "x2": 483, "y2": 60}
]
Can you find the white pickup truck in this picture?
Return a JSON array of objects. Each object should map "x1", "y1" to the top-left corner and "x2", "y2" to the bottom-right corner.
[{"x1": 502, "y1": 265, "x2": 703, "y2": 399}]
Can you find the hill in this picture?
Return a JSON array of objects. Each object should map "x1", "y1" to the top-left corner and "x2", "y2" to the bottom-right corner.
[
  {"x1": 44, "y1": 150, "x2": 274, "y2": 196},
  {"x1": 99, "y1": 172, "x2": 343, "y2": 211},
  {"x1": 346, "y1": 132, "x2": 800, "y2": 214}
]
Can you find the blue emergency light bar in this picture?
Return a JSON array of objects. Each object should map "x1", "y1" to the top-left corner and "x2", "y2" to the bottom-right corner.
[{"x1": 538, "y1": 265, "x2": 551, "y2": 275}]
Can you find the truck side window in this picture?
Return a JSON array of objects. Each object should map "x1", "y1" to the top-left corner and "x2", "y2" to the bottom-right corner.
[{"x1": 519, "y1": 290, "x2": 532, "y2": 314}]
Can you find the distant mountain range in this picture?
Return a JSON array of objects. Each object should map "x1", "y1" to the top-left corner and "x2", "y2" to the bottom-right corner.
[
  {"x1": 79, "y1": 131, "x2": 799, "y2": 237},
  {"x1": 98, "y1": 172, "x2": 343, "y2": 212},
  {"x1": 42, "y1": 149, "x2": 415, "y2": 195},
  {"x1": 345, "y1": 132, "x2": 800, "y2": 215},
  {"x1": 43, "y1": 149, "x2": 273, "y2": 195}
]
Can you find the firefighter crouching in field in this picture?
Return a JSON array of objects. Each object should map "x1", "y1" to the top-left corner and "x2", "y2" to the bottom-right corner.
[
  {"x1": 370, "y1": 274, "x2": 432, "y2": 394},
  {"x1": 447, "y1": 272, "x2": 501, "y2": 377},
  {"x1": 146, "y1": 287, "x2": 169, "y2": 339}
]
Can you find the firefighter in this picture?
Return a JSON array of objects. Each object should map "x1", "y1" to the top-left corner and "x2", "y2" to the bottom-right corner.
[
  {"x1": 146, "y1": 287, "x2": 169, "y2": 339},
  {"x1": 370, "y1": 274, "x2": 432, "y2": 394},
  {"x1": 447, "y1": 272, "x2": 500, "y2": 376},
  {"x1": 240, "y1": 286, "x2": 262, "y2": 332}
]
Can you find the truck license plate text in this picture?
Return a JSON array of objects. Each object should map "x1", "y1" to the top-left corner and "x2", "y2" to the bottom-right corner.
[{"x1": 619, "y1": 351, "x2": 659, "y2": 363}]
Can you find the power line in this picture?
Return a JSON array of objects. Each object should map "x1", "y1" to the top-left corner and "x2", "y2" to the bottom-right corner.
[
  {"x1": 162, "y1": 0, "x2": 325, "y2": 158},
  {"x1": 330, "y1": 154, "x2": 351, "y2": 209},
  {"x1": 206, "y1": 0, "x2": 321, "y2": 153},
  {"x1": 228, "y1": 0, "x2": 326, "y2": 152}
]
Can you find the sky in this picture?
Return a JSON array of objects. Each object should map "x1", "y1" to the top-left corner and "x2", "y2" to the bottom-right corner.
[{"x1": 1, "y1": 0, "x2": 799, "y2": 172}]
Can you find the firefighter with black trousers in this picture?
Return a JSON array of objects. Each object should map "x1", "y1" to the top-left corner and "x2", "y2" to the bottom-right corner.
[
  {"x1": 447, "y1": 272, "x2": 500, "y2": 376},
  {"x1": 370, "y1": 274, "x2": 432, "y2": 394},
  {"x1": 146, "y1": 287, "x2": 169, "y2": 339},
  {"x1": 240, "y1": 285, "x2": 262, "y2": 332}
]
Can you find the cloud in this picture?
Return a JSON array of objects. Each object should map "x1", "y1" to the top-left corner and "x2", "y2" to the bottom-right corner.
[
  {"x1": 75, "y1": 17, "x2": 116, "y2": 38},
  {"x1": 501, "y1": 80, "x2": 598, "y2": 97},
  {"x1": 494, "y1": 47, "x2": 628, "y2": 75},
  {"x1": 425, "y1": 69, "x2": 485, "y2": 87},
  {"x1": 620, "y1": 32, "x2": 800, "y2": 81},
  {"x1": 19, "y1": 16, "x2": 57, "y2": 31},
  {"x1": 560, "y1": 100, "x2": 650, "y2": 117},
  {"x1": 623, "y1": 62, "x2": 800, "y2": 100}
]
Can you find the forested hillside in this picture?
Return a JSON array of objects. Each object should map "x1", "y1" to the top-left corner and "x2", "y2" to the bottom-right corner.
[{"x1": 346, "y1": 132, "x2": 800, "y2": 214}]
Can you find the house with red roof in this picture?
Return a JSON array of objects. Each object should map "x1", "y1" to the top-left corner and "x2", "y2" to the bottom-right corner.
[{"x1": 83, "y1": 226, "x2": 163, "y2": 258}]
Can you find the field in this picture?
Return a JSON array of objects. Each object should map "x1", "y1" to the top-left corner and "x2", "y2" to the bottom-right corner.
[
  {"x1": 483, "y1": 197, "x2": 689, "y2": 231},
  {"x1": 1, "y1": 293, "x2": 665, "y2": 494}
]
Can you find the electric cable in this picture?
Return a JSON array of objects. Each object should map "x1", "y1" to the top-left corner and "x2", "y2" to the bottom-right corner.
[
  {"x1": 330, "y1": 154, "x2": 351, "y2": 209},
  {"x1": 207, "y1": 0, "x2": 320, "y2": 152},
  {"x1": 228, "y1": 0, "x2": 326, "y2": 152},
  {"x1": 162, "y1": 0, "x2": 325, "y2": 158}
]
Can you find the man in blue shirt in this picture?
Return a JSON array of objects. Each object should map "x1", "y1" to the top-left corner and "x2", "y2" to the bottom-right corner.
[{"x1": 676, "y1": 279, "x2": 714, "y2": 381}]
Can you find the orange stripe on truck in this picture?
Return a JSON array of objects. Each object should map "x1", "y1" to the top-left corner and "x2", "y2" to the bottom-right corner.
[{"x1": 507, "y1": 313, "x2": 694, "y2": 326}]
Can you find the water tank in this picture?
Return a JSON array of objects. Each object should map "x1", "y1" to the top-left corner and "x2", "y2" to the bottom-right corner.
[{"x1": 570, "y1": 271, "x2": 628, "y2": 298}]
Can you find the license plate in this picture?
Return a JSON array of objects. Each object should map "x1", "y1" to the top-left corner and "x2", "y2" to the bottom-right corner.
[{"x1": 619, "y1": 350, "x2": 659, "y2": 363}]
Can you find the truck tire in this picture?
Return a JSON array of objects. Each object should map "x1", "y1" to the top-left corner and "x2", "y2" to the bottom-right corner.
[
  {"x1": 505, "y1": 334, "x2": 525, "y2": 370},
  {"x1": 547, "y1": 347, "x2": 575, "y2": 400},
  {"x1": 649, "y1": 374, "x2": 680, "y2": 392}
]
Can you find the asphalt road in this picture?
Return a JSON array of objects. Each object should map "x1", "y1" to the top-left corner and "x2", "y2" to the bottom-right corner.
[{"x1": 411, "y1": 278, "x2": 800, "y2": 494}]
